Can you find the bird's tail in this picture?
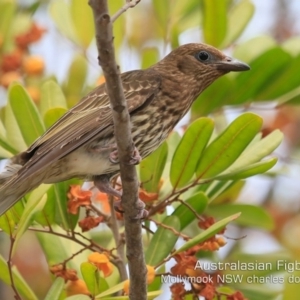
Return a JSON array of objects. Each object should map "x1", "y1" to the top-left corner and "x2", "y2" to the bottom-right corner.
[{"x1": 0, "y1": 164, "x2": 39, "y2": 215}]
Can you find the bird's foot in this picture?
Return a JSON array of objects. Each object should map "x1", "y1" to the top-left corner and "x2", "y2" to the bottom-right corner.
[
  {"x1": 113, "y1": 199, "x2": 148, "y2": 219},
  {"x1": 130, "y1": 147, "x2": 142, "y2": 165},
  {"x1": 109, "y1": 146, "x2": 142, "y2": 165},
  {"x1": 93, "y1": 175, "x2": 147, "y2": 219}
]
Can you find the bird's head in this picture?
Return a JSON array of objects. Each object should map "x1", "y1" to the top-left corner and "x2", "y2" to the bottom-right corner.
[{"x1": 155, "y1": 43, "x2": 249, "y2": 91}]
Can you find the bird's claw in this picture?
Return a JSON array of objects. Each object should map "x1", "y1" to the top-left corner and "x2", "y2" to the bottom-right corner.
[
  {"x1": 113, "y1": 200, "x2": 124, "y2": 213},
  {"x1": 109, "y1": 147, "x2": 141, "y2": 165},
  {"x1": 113, "y1": 199, "x2": 148, "y2": 219},
  {"x1": 132, "y1": 200, "x2": 149, "y2": 219},
  {"x1": 128, "y1": 147, "x2": 142, "y2": 165},
  {"x1": 109, "y1": 150, "x2": 119, "y2": 164}
]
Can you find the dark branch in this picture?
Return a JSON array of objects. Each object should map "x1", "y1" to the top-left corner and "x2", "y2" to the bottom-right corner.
[{"x1": 88, "y1": 1, "x2": 147, "y2": 299}]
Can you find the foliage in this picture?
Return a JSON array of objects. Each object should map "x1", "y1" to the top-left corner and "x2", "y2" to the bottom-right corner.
[{"x1": 0, "y1": 0, "x2": 299, "y2": 300}]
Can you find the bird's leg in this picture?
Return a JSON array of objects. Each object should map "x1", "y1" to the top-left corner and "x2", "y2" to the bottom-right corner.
[
  {"x1": 108, "y1": 145, "x2": 142, "y2": 165},
  {"x1": 93, "y1": 174, "x2": 148, "y2": 219},
  {"x1": 89, "y1": 144, "x2": 141, "y2": 165}
]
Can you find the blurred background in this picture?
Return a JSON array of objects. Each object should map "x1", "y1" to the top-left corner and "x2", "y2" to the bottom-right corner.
[{"x1": 1, "y1": 0, "x2": 300, "y2": 299}]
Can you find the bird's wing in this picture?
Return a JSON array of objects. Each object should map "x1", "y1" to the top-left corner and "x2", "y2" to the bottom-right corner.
[{"x1": 17, "y1": 69, "x2": 161, "y2": 178}]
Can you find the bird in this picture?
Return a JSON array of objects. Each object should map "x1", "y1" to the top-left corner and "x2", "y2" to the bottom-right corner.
[{"x1": 0, "y1": 43, "x2": 250, "y2": 216}]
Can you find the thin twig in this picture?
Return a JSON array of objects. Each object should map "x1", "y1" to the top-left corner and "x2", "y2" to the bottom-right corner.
[
  {"x1": 149, "y1": 218, "x2": 190, "y2": 240},
  {"x1": 28, "y1": 227, "x2": 118, "y2": 259},
  {"x1": 111, "y1": 0, "x2": 141, "y2": 23},
  {"x1": 6, "y1": 214, "x2": 21, "y2": 300},
  {"x1": 107, "y1": 192, "x2": 127, "y2": 281}
]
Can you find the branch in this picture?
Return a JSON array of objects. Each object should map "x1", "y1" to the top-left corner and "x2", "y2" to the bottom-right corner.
[
  {"x1": 111, "y1": 0, "x2": 141, "y2": 23},
  {"x1": 6, "y1": 217, "x2": 21, "y2": 300},
  {"x1": 88, "y1": 1, "x2": 147, "y2": 300}
]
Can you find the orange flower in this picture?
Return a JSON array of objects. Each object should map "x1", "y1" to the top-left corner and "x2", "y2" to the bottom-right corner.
[
  {"x1": 170, "y1": 282, "x2": 185, "y2": 300},
  {"x1": 67, "y1": 185, "x2": 92, "y2": 214},
  {"x1": 15, "y1": 23, "x2": 46, "y2": 49},
  {"x1": 139, "y1": 189, "x2": 158, "y2": 203},
  {"x1": 26, "y1": 86, "x2": 40, "y2": 103},
  {"x1": 123, "y1": 265, "x2": 155, "y2": 294},
  {"x1": 228, "y1": 291, "x2": 248, "y2": 300},
  {"x1": 0, "y1": 71, "x2": 22, "y2": 88},
  {"x1": 88, "y1": 252, "x2": 113, "y2": 277},
  {"x1": 66, "y1": 279, "x2": 90, "y2": 297},
  {"x1": 147, "y1": 265, "x2": 155, "y2": 284},
  {"x1": 78, "y1": 216, "x2": 103, "y2": 232},
  {"x1": 171, "y1": 253, "x2": 197, "y2": 276},
  {"x1": 1, "y1": 50, "x2": 22, "y2": 72},
  {"x1": 199, "y1": 283, "x2": 215, "y2": 300},
  {"x1": 96, "y1": 75, "x2": 105, "y2": 86},
  {"x1": 23, "y1": 55, "x2": 44, "y2": 75},
  {"x1": 94, "y1": 192, "x2": 110, "y2": 214},
  {"x1": 67, "y1": 185, "x2": 92, "y2": 215},
  {"x1": 198, "y1": 216, "x2": 226, "y2": 234},
  {"x1": 123, "y1": 279, "x2": 130, "y2": 295},
  {"x1": 49, "y1": 264, "x2": 78, "y2": 282}
]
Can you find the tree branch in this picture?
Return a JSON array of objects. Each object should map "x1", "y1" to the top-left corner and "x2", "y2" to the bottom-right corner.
[
  {"x1": 88, "y1": 1, "x2": 147, "y2": 299},
  {"x1": 111, "y1": 0, "x2": 141, "y2": 23}
]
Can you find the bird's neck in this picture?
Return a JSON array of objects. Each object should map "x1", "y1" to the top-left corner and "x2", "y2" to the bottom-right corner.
[{"x1": 156, "y1": 68, "x2": 205, "y2": 117}]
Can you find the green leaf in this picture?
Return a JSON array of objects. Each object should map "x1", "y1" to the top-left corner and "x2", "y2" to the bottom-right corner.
[
  {"x1": 0, "y1": 132, "x2": 18, "y2": 154},
  {"x1": 174, "y1": 213, "x2": 240, "y2": 254},
  {"x1": 202, "y1": 0, "x2": 227, "y2": 47},
  {"x1": 191, "y1": 76, "x2": 234, "y2": 117},
  {"x1": 196, "y1": 113, "x2": 263, "y2": 179},
  {"x1": 232, "y1": 47, "x2": 291, "y2": 104},
  {"x1": 206, "y1": 204, "x2": 274, "y2": 230},
  {"x1": 53, "y1": 179, "x2": 81, "y2": 230},
  {"x1": 44, "y1": 277, "x2": 65, "y2": 300},
  {"x1": 49, "y1": 0, "x2": 78, "y2": 44},
  {"x1": 172, "y1": 192, "x2": 208, "y2": 229},
  {"x1": 9, "y1": 83, "x2": 45, "y2": 146},
  {"x1": 228, "y1": 251, "x2": 291, "y2": 277},
  {"x1": 0, "y1": 116, "x2": 17, "y2": 155},
  {"x1": 0, "y1": 254, "x2": 38, "y2": 300},
  {"x1": 170, "y1": 118, "x2": 214, "y2": 188},
  {"x1": 65, "y1": 296, "x2": 91, "y2": 300},
  {"x1": 141, "y1": 47, "x2": 159, "y2": 69},
  {"x1": 152, "y1": 0, "x2": 170, "y2": 32},
  {"x1": 217, "y1": 158, "x2": 277, "y2": 180},
  {"x1": 0, "y1": 0, "x2": 16, "y2": 51},
  {"x1": 44, "y1": 108, "x2": 68, "y2": 129},
  {"x1": 81, "y1": 262, "x2": 106, "y2": 296},
  {"x1": 71, "y1": 0, "x2": 94, "y2": 48},
  {"x1": 64, "y1": 54, "x2": 88, "y2": 107},
  {"x1": 96, "y1": 281, "x2": 126, "y2": 298},
  {"x1": 40, "y1": 80, "x2": 68, "y2": 117},
  {"x1": 12, "y1": 185, "x2": 51, "y2": 254},
  {"x1": 140, "y1": 142, "x2": 168, "y2": 193},
  {"x1": 283, "y1": 270, "x2": 300, "y2": 300},
  {"x1": 224, "y1": 129, "x2": 283, "y2": 174},
  {"x1": 233, "y1": 36, "x2": 276, "y2": 63},
  {"x1": 108, "y1": 0, "x2": 126, "y2": 50},
  {"x1": 145, "y1": 216, "x2": 180, "y2": 266},
  {"x1": 282, "y1": 37, "x2": 300, "y2": 57},
  {"x1": 256, "y1": 54, "x2": 300, "y2": 100},
  {"x1": 5, "y1": 100, "x2": 28, "y2": 152},
  {"x1": 240, "y1": 286, "x2": 279, "y2": 300},
  {"x1": 36, "y1": 227, "x2": 77, "y2": 267},
  {"x1": 221, "y1": 0, "x2": 254, "y2": 47}
]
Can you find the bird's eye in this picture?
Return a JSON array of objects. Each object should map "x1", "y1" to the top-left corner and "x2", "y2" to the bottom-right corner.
[{"x1": 196, "y1": 51, "x2": 210, "y2": 62}]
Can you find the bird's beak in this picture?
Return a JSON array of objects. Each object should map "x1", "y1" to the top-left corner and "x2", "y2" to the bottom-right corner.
[{"x1": 215, "y1": 56, "x2": 250, "y2": 72}]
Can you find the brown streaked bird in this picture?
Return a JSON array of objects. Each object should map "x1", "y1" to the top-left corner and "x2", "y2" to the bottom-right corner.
[{"x1": 0, "y1": 43, "x2": 250, "y2": 215}]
